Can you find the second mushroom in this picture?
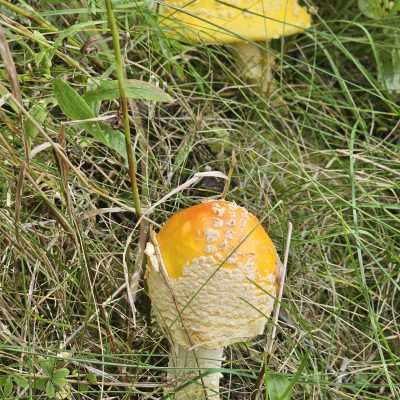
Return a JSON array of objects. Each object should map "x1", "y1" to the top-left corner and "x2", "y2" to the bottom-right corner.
[{"x1": 159, "y1": 0, "x2": 311, "y2": 92}]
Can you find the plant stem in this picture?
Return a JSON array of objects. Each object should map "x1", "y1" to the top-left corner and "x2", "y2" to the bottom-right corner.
[{"x1": 104, "y1": 0, "x2": 142, "y2": 217}]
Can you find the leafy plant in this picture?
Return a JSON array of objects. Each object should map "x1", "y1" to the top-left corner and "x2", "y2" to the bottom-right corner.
[
  {"x1": 0, "y1": 373, "x2": 29, "y2": 399},
  {"x1": 34, "y1": 358, "x2": 70, "y2": 399},
  {"x1": 265, "y1": 372, "x2": 294, "y2": 400},
  {"x1": 53, "y1": 78, "x2": 172, "y2": 163},
  {"x1": 53, "y1": 78, "x2": 129, "y2": 162}
]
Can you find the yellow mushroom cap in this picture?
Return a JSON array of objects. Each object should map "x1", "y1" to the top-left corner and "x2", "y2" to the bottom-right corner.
[
  {"x1": 160, "y1": 0, "x2": 312, "y2": 44},
  {"x1": 147, "y1": 200, "x2": 279, "y2": 348}
]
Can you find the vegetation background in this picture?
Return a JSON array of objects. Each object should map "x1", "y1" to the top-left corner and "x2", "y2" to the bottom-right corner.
[{"x1": 0, "y1": 0, "x2": 399, "y2": 399}]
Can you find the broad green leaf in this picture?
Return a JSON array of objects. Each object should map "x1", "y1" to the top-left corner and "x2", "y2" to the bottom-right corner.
[
  {"x1": 265, "y1": 355, "x2": 307, "y2": 400},
  {"x1": 78, "y1": 382, "x2": 89, "y2": 392},
  {"x1": 390, "y1": 0, "x2": 400, "y2": 15},
  {"x1": 46, "y1": 380, "x2": 56, "y2": 398},
  {"x1": 91, "y1": 123, "x2": 128, "y2": 162},
  {"x1": 203, "y1": 128, "x2": 232, "y2": 155},
  {"x1": 354, "y1": 372, "x2": 371, "y2": 385},
  {"x1": 358, "y1": 0, "x2": 388, "y2": 19},
  {"x1": 52, "y1": 368, "x2": 69, "y2": 387},
  {"x1": 265, "y1": 373, "x2": 293, "y2": 400},
  {"x1": 39, "y1": 358, "x2": 56, "y2": 375},
  {"x1": 12, "y1": 374, "x2": 29, "y2": 389},
  {"x1": 53, "y1": 368, "x2": 69, "y2": 380},
  {"x1": 53, "y1": 79, "x2": 93, "y2": 121},
  {"x1": 83, "y1": 79, "x2": 173, "y2": 104},
  {"x1": 53, "y1": 79, "x2": 128, "y2": 161}
]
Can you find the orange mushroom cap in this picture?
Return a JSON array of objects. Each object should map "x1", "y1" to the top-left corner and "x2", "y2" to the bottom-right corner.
[{"x1": 157, "y1": 199, "x2": 277, "y2": 281}]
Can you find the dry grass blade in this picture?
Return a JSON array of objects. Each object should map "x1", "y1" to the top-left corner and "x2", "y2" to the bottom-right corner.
[
  {"x1": 0, "y1": 27, "x2": 21, "y2": 103},
  {"x1": 142, "y1": 171, "x2": 227, "y2": 219},
  {"x1": 0, "y1": 26, "x2": 29, "y2": 236},
  {"x1": 266, "y1": 222, "x2": 293, "y2": 356}
]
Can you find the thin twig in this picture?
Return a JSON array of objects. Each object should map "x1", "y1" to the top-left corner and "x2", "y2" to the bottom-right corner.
[
  {"x1": 222, "y1": 150, "x2": 236, "y2": 199},
  {"x1": 104, "y1": 0, "x2": 142, "y2": 217}
]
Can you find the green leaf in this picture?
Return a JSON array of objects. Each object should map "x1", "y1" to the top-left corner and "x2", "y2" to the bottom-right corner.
[
  {"x1": 358, "y1": 0, "x2": 387, "y2": 19},
  {"x1": 265, "y1": 355, "x2": 307, "y2": 400},
  {"x1": 389, "y1": 0, "x2": 400, "y2": 15},
  {"x1": 52, "y1": 368, "x2": 69, "y2": 387},
  {"x1": 39, "y1": 358, "x2": 56, "y2": 375},
  {"x1": 53, "y1": 368, "x2": 69, "y2": 380},
  {"x1": 380, "y1": 48, "x2": 400, "y2": 92},
  {"x1": 24, "y1": 102, "x2": 48, "y2": 143},
  {"x1": 78, "y1": 382, "x2": 89, "y2": 392},
  {"x1": 83, "y1": 79, "x2": 173, "y2": 104},
  {"x1": 31, "y1": 30, "x2": 54, "y2": 75},
  {"x1": 265, "y1": 373, "x2": 294, "y2": 400},
  {"x1": 53, "y1": 79, "x2": 93, "y2": 121},
  {"x1": 12, "y1": 374, "x2": 29, "y2": 389},
  {"x1": 87, "y1": 372, "x2": 97, "y2": 385},
  {"x1": 53, "y1": 78, "x2": 128, "y2": 161},
  {"x1": 46, "y1": 380, "x2": 56, "y2": 398},
  {"x1": 33, "y1": 377, "x2": 47, "y2": 391},
  {"x1": 54, "y1": 21, "x2": 103, "y2": 50},
  {"x1": 3, "y1": 377, "x2": 12, "y2": 397},
  {"x1": 91, "y1": 123, "x2": 128, "y2": 162}
]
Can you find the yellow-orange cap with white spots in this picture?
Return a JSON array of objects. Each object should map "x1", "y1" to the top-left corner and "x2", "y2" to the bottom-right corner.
[{"x1": 157, "y1": 199, "x2": 277, "y2": 280}]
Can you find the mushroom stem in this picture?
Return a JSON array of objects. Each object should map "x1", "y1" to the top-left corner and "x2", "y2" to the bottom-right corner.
[
  {"x1": 231, "y1": 42, "x2": 275, "y2": 93},
  {"x1": 168, "y1": 344, "x2": 223, "y2": 400}
]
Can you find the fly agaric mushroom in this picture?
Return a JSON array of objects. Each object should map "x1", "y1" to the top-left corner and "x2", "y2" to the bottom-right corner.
[
  {"x1": 145, "y1": 200, "x2": 279, "y2": 399},
  {"x1": 158, "y1": 0, "x2": 311, "y2": 92}
]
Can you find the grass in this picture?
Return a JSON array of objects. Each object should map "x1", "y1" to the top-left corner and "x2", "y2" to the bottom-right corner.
[{"x1": 0, "y1": 0, "x2": 399, "y2": 399}]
